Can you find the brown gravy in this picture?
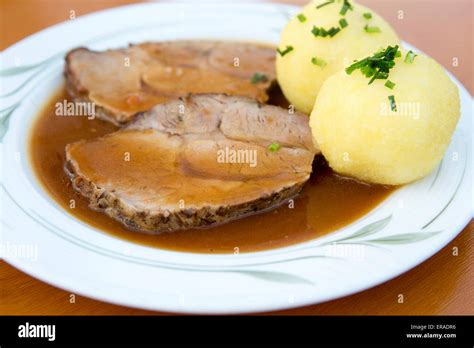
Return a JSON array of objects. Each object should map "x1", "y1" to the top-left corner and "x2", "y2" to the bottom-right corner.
[{"x1": 29, "y1": 87, "x2": 395, "y2": 254}]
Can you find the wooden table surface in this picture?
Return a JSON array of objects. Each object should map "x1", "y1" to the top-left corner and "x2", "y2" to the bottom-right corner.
[{"x1": 1, "y1": 0, "x2": 472, "y2": 315}]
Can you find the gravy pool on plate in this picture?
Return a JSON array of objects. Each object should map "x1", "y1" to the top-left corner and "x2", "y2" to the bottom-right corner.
[{"x1": 29, "y1": 85, "x2": 394, "y2": 254}]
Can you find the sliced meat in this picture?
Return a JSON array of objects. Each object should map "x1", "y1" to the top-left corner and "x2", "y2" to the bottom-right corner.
[
  {"x1": 65, "y1": 94, "x2": 318, "y2": 233},
  {"x1": 65, "y1": 41, "x2": 276, "y2": 125}
]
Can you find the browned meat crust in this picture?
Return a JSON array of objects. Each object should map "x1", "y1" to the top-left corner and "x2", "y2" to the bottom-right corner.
[
  {"x1": 65, "y1": 94, "x2": 318, "y2": 233},
  {"x1": 65, "y1": 41, "x2": 276, "y2": 125}
]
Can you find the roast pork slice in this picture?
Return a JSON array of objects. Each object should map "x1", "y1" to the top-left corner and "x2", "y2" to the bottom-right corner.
[
  {"x1": 65, "y1": 94, "x2": 319, "y2": 233},
  {"x1": 65, "y1": 41, "x2": 276, "y2": 125}
]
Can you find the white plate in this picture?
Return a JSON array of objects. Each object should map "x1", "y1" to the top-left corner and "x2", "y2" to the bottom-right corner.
[{"x1": 1, "y1": 2, "x2": 472, "y2": 314}]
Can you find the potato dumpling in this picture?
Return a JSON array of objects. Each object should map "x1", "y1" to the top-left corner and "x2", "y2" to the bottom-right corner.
[
  {"x1": 276, "y1": 0, "x2": 399, "y2": 114},
  {"x1": 310, "y1": 50, "x2": 460, "y2": 185}
]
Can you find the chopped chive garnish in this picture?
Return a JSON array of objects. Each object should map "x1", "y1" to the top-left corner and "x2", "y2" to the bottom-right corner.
[
  {"x1": 385, "y1": 80, "x2": 395, "y2": 89},
  {"x1": 360, "y1": 64, "x2": 376, "y2": 77},
  {"x1": 388, "y1": 95, "x2": 397, "y2": 111},
  {"x1": 312, "y1": 25, "x2": 343, "y2": 38},
  {"x1": 312, "y1": 26, "x2": 325, "y2": 37},
  {"x1": 268, "y1": 142, "x2": 281, "y2": 152},
  {"x1": 297, "y1": 13, "x2": 307, "y2": 22},
  {"x1": 340, "y1": 0, "x2": 353, "y2": 16},
  {"x1": 405, "y1": 50, "x2": 417, "y2": 63},
  {"x1": 327, "y1": 27, "x2": 341, "y2": 37},
  {"x1": 311, "y1": 56, "x2": 327, "y2": 68},
  {"x1": 364, "y1": 25, "x2": 381, "y2": 33},
  {"x1": 346, "y1": 45, "x2": 400, "y2": 85},
  {"x1": 339, "y1": 18, "x2": 348, "y2": 28},
  {"x1": 277, "y1": 45, "x2": 294, "y2": 57},
  {"x1": 395, "y1": 51, "x2": 402, "y2": 57},
  {"x1": 250, "y1": 72, "x2": 269, "y2": 84},
  {"x1": 363, "y1": 12, "x2": 372, "y2": 19},
  {"x1": 316, "y1": 0, "x2": 335, "y2": 9}
]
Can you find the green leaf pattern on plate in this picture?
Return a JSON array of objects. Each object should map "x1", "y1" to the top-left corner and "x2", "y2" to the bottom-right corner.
[
  {"x1": 328, "y1": 215, "x2": 392, "y2": 243},
  {"x1": 324, "y1": 215, "x2": 441, "y2": 247},
  {"x1": 364, "y1": 232, "x2": 441, "y2": 244},
  {"x1": 230, "y1": 270, "x2": 315, "y2": 285}
]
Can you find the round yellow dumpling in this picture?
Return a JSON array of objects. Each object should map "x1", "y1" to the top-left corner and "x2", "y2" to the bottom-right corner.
[
  {"x1": 276, "y1": 0, "x2": 399, "y2": 114},
  {"x1": 310, "y1": 50, "x2": 461, "y2": 185}
]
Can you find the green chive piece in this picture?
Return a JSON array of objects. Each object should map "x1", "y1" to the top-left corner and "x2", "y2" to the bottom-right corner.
[
  {"x1": 277, "y1": 46, "x2": 294, "y2": 57},
  {"x1": 297, "y1": 13, "x2": 307, "y2": 22},
  {"x1": 311, "y1": 57, "x2": 327, "y2": 68},
  {"x1": 316, "y1": 0, "x2": 335, "y2": 9},
  {"x1": 345, "y1": 45, "x2": 400, "y2": 86},
  {"x1": 268, "y1": 142, "x2": 281, "y2": 152},
  {"x1": 311, "y1": 26, "x2": 321, "y2": 37},
  {"x1": 364, "y1": 25, "x2": 381, "y2": 33},
  {"x1": 405, "y1": 50, "x2": 417, "y2": 63},
  {"x1": 385, "y1": 80, "x2": 395, "y2": 89},
  {"x1": 340, "y1": 0, "x2": 353, "y2": 15},
  {"x1": 346, "y1": 59, "x2": 368, "y2": 74},
  {"x1": 250, "y1": 72, "x2": 268, "y2": 84},
  {"x1": 360, "y1": 64, "x2": 375, "y2": 77},
  {"x1": 339, "y1": 18, "x2": 348, "y2": 28},
  {"x1": 328, "y1": 27, "x2": 341, "y2": 37},
  {"x1": 388, "y1": 95, "x2": 397, "y2": 111},
  {"x1": 395, "y1": 51, "x2": 402, "y2": 57},
  {"x1": 363, "y1": 12, "x2": 372, "y2": 19},
  {"x1": 312, "y1": 25, "x2": 343, "y2": 38}
]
